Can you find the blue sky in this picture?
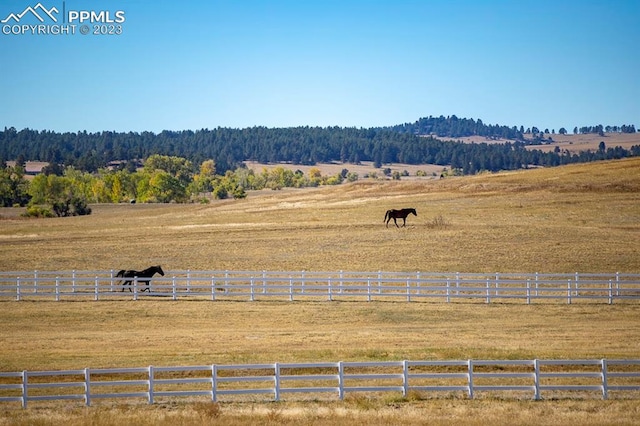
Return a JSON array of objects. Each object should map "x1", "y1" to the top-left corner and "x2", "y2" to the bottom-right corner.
[{"x1": 1, "y1": 0, "x2": 638, "y2": 133}]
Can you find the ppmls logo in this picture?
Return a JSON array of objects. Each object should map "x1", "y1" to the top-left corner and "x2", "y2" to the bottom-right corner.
[
  {"x1": 2, "y1": 2, "x2": 125, "y2": 36},
  {"x1": 1, "y1": 2, "x2": 58, "y2": 23}
]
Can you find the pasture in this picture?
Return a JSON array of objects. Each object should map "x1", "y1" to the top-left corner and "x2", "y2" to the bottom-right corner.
[{"x1": 1, "y1": 158, "x2": 640, "y2": 425}]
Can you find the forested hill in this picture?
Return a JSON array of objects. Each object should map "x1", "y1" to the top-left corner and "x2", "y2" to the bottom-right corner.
[{"x1": 1, "y1": 118, "x2": 639, "y2": 175}]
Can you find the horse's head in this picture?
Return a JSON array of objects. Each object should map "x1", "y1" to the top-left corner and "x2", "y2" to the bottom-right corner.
[
  {"x1": 155, "y1": 265, "x2": 165, "y2": 276},
  {"x1": 411, "y1": 208, "x2": 417, "y2": 216}
]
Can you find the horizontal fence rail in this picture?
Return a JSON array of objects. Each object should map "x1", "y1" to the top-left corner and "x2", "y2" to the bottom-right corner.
[
  {"x1": 1, "y1": 270, "x2": 639, "y2": 304},
  {"x1": 1, "y1": 359, "x2": 639, "y2": 408}
]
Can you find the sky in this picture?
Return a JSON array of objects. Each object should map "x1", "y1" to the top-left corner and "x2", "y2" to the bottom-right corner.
[{"x1": 1, "y1": 0, "x2": 638, "y2": 133}]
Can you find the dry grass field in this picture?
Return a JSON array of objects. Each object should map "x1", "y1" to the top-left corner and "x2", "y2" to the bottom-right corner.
[{"x1": 1, "y1": 158, "x2": 640, "y2": 425}]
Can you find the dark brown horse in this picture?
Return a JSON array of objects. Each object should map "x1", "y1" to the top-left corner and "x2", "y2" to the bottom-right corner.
[
  {"x1": 384, "y1": 208, "x2": 417, "y2": 228},
  {"x1": 116, "y1": 265, "x2": 164, "y2": 292}
]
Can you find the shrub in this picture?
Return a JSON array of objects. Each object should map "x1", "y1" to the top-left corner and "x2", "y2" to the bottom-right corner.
[{"x1": 23, "y1": 205, "x2": 54, "y2": 218}]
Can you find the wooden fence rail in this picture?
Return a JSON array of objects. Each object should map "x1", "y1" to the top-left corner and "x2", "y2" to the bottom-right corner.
[
  {"x1": 1, "y1": 270, "x2": 639, "y2": 304},
  {"x1": 1, "y1": 359, "x2": 639, "y2": 408}
]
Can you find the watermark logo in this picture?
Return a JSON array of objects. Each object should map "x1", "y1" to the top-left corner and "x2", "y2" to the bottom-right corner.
[
  {"x1": 2, "y1": 2, "x2": 125, "y2": 36},
  {"x1": 1, "y1": 3, "x2": 59, "y2": 23}
]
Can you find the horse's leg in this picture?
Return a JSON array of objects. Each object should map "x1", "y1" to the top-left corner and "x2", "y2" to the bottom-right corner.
[
  {"x1": 394, "y1": 217, "x2": 399, "y2": 228},
  {"x1": 402, "y1": 217, "x2": 407, "y2": 227}
]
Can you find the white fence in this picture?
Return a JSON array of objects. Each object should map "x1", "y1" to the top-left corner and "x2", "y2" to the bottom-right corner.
[
  {"x1": 1, "y1": 270, "x2": 639, "y2": 304},
  {"x1": 1, "y1": 359, "x2": 639, "y2": 408}
]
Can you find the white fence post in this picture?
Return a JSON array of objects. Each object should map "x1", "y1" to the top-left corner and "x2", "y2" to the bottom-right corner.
[
  {"x1": 148, "y1": 365, "x2": 154, "y2": 404},
  {"x1": 84, "y1": 368, "x2": 91, "y2": 406},
  {"x1": 526, "y1": 279, "x2": 531, "y2": 305},
  {"x1": 289, "y1": 276, "x2": 293, "y2": 301},
  {"x1": 211, "y1": 364, "x2": 218, "y2": 402},
  {"x1": 94, "y1": 277, "x2": 99, "y2": 301},
  {"x1": 402, "y1": 360, "x2": 409, "y2": 397},
  {"x1": 485, "y1": 279, "x2": 490, "y2": 304},
  {"x1": 567, "y1": 280, "x2": 572, "y2": 304},
  {"x1": 55, "y1": 277, "x2": 60, "y2": 301},
  {"x1": 21, "y1": 370, "x2": 27, "y2": 409},
  {"x1": 534, "y1": 359, "x2": 541, "y2": 400},
  {"x1": 16, "y1": 277, "x2": 21, "y2": 301},
  {"x1": 601, "y1": 359, "x2": 608, "y2": 400},
  {"x1": 467, "y1": 360, "x2": 474, "y2": 399},
  {"x1": 274, "y1": 363, "x2": 281, "y2": 401},
  {"x1": 172, "y1": 277, "x2": 177, "y2": 300},
  {"x1": 338, "y1": 361, "x2": 344, "y2": 400},
  {"x1": 133, "y1": 277, "x2": 138, "y2": 301},
  {"x1": 608, "y1": 280, "x2": 613, "y2": 305}
]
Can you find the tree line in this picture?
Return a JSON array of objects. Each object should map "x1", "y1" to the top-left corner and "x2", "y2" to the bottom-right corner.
[
  {"x1": 0, "y1": 155, "x2": 359, "y2": 216},
  {"x1": 1, "y1": 121, "x2": 638, "y2": 178}
]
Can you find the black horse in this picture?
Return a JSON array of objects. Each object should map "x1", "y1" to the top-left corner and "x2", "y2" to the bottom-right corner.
[
  {"x1": 384, "y1": 208, "x2": 417, "y2": 228},
  {"x1": 116, "y1": 265, "x2": 164, "y2": 292}
]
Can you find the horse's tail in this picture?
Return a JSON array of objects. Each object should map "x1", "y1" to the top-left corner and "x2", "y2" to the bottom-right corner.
[{"x1": 384, "y1": 210, "x2": 390, "y2": 222}]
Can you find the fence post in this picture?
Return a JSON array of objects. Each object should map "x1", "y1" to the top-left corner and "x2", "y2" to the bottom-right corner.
[
  {"x1": 446, "y1": 279, "x2": 450, "y2": 303},
  {"x1": 186, "y1": 270, "x2": 191, "y2": 294},
  {"x1": 289, "y1": 276, "x2": 293, "y2": 301},
  {"x1": 495, "y1": 273, "x2": 500, "y2": 297},
  {"x1": 21, "y1": 370, "x2": 27, "y2": 409},
  {"x1": 172, "y1": 277, "x2": 177, "y2": 301},
  {"x1": 534, "y1": 359, "x2": 541, "y2": 400},
  {"x1": 416, "y1": 272, "x2": 421, "y2": 296},
  {"x1": 274, "y1": 363, "x2": 281, "y2": 401},
  {"x1": 485, "y1": 279, "x2": 490, "y2": 304},
  {"x1": 211, "y1": 277, "x2": 216, "y2": 301},
  {"x1": 402, "y1": 360, "x2": 409, "y2": 397},
  {"x1": 367, "y1": 279, "x2": 372, "y2": 302},
  {"x1": 72, "y1": 270, "x2": 76, "y2": 293},
  {"x1": 616, "y1": 272, "x2": 620, "y2": 297},
  {"x1": 133, "y1": 277, "x2": 138, "y2": 301},
  {"x1": 110, "y1": 269, "x2": 114, "y2": 292},
  {"x1": 339, "y1": 270, "x2": 343, "y2": 294},
  {"x1": 574, "y1": 272, "x2": 579, "y2": 296},
  {"x1": 406, "y1": 279, "x2": 411, "y2": 302},
  {"x1": 456, "y1": 272, "x2": 460, "y2": 295},
  {"x1": 55, "y1": 277, "x2": 60, "y2": 301},
  {"x1": 211, "y1": 364, "x2": 218, "y2": 402},
  {"x1": 262, "y1": 270, "x2": 267, "y2": 294},
  {"x1": 301, "y1": 270, "x2": 305, "y2": 295},
  {"x1": 33, "y1": 270, "x2": 38, "y2": 293},
  {"x1": 608, "y1": 280, "x2": 613, "y2": 305},
  {"x1": 567, "y1": 280, "x2": 572, "y2": 304},
  {"x1": 526, "y1": 279, "x2": 531, "y2": 305},
  {"x1": 94, "y1": 277, "x2": 99, "y2": 301},
  {"x1": 467, "y1": 360, "x2": 474, "y2": 399},
  {"x1": 16, "y1": 277, "x2": 21, "y2": 301},
  {"x1": 84, "y1": 368, "x2": 91, "y2": 406},
  {"x1": 338, "y1": 361, "x2": 344, "y2": 400},
  {"x1": 601, "y1": 359, "x2": 608, "y2": 400},
  {"x1": 148, "y1": 365, "x2": 154, "y2": 404},
  {"x1": 328, "y1": 278, "x2": 333, "y2": 301}
]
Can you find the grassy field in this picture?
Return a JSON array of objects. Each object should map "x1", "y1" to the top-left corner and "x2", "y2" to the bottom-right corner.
[{"x1": 1, "y1": 158, "x2": 640, "y2": 424}]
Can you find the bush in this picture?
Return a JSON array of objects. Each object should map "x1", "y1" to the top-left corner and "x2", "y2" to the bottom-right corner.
[{"x1": 23, "y1": 205, "x2": 54, "y2": 218}]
